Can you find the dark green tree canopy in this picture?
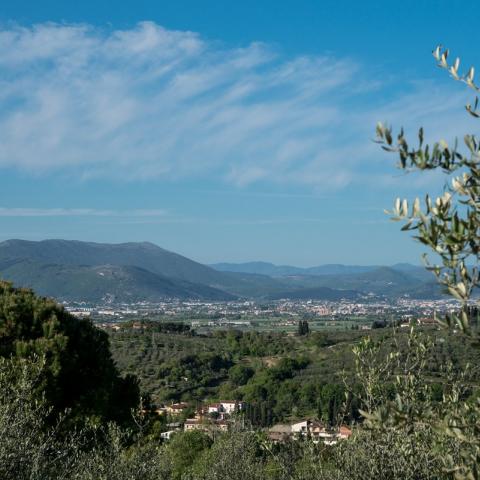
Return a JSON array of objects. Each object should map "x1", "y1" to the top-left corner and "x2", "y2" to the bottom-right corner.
[{"x1": 0, "y1": 281, "x2": 139, "y2": 423}]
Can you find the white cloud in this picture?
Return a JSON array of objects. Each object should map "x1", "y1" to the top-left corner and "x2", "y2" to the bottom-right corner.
[{"x1": 0, "y1": 22, "x2": 474, "y2": 189}]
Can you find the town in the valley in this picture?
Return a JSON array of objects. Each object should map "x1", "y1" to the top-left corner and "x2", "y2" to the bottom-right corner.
[{"x1": 65, "y1": 297, "x2": 462, "y2": 333}]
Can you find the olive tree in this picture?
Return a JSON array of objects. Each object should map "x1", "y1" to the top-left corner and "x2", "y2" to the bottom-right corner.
[
  {"x1": 374, "y1": 47, "x2": 480, "y2": 479},
  {"x1": 376, "y1": 47, "x2": 480, "y2": 335}
]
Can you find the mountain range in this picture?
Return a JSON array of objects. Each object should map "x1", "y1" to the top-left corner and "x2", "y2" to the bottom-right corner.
[
  {"x1": 0, "y1": 239, "x2": 442, "y2": 303},
  {"x1": 211, "y1": 261, "x2": 433, "y2": 280}
]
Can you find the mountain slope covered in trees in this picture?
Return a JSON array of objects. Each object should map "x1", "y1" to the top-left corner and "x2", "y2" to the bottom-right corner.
[{"x1": 0, "y1": 239, "x2": 442, "y2": 302}]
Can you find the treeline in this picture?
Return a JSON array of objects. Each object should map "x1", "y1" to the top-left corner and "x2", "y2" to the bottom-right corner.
[
  {"x1": 120, "y1": 319, "x2": 193, "y2": 334},
  {"x1": 0, "y1": 281, "x2": 138, "y2": 426},
  {"x1": 213, "y1": 330, "x2": 297, "y2": 356}
]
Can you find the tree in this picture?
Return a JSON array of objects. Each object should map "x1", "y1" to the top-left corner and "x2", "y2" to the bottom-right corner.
[
  {"x1": 297, "y1": 320, "x2": 310, "y2": 336},
  {"x1": 167, "y1": 430, "x2": 212, "y2": 479},
  {"x1": 228, "y1": 364, "x2": 254, "y2": 386},
  {"x1": 373, "y1": 46, "x2": 480, "y2": 479},
  {"x1": 0, "y1": 281, "x2": 139, "y2": 424},
  {"x1": 376, "y1": 46, "x2": 480, "y2": 336}
]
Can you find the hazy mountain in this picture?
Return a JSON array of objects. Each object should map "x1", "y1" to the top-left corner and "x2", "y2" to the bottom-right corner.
[
  {"x1": 305, "y1": 264, "x2": 378, "y2": 276},
  {"x1": 391, "y1": 263, "x2": 435, "y2": 282},
  {"x1": 267, "y1": 286, "x2": 360, "y2": 301},
  {"x1": 0, "y1": 239, "x2": 230, "y2": 286},
  {"x1": 212, "y1": 262, "x2": 306, "y2": 276},
  {"x1": 0, "y1": 258, "x2": 235, "y2": 302},
  {"x1": 212, "y1": 261, "x2": 383, "y2": 277},
  {"x1": 228, "y1": 266, "x2": 442, "y2": 300},
  {"x1": 219, "y1": 271, "x2": 294, "y2": 297},
  {"x1": 273, "y1": 267, "x2": 442, "y2": 299},
  {"x1": 0, "y1": 239, "x2": 309, "y2": 301},
  {"x1": 210, "y1": 261, "x2": 442, "y2": 296},
  {"x1": 212, "y1": 260, "x2": 443, "y2": 299},
  {"x1": 0, "y1": 240, "x2": 249, "y2": 301},
  {"x1": 0, "y1": 239, "x2": 442, "y2": 302},
  {"x1": 325, "y1": 266, "x2": 423, "y2": 294}
]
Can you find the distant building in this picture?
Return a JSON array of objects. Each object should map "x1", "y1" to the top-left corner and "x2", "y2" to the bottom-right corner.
[
  {"x1": 201, "y1": 400, "x2": 245, "y2": 419},
  {"x1": 268, "y1": 424, "x2": 291, "y2": 443},
  {"x1": 417, "y1": 317, "x2": 436, "y2": 326},
  {"x1": 166, "y1": 402, "x2": 189, "y2": 415},
  {"x1": 184, "y1": 418, "x2": 207, "y2": 432},
  {"x1": 184, "y1": 418, "x2": 228, "y2": 433},
  {"x1": 160, "y1": 430, "x2": 177, "y2": 440},
  {"x1": 338, "y1": 425, "x2": 353, "y2": 439},
  {"x1": 218, "y1": 400, "x2": 245, "y2": 414},
  {"x1": 268, "y1": 419, "x2": 352, "y2": 445}
]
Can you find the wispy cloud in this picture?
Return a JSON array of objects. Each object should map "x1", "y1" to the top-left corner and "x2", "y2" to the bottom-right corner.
[
  {"x1": 0, "y1": 207, "x2": 167, "y2": 217},
  {"x1": 0, "y1": 22, "x2": 474, "y2": 189}
]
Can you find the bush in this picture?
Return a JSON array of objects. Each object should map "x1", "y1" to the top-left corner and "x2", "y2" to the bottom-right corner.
[{"x1": 0, "y1": 281, "x2": 139, "y2": 424}]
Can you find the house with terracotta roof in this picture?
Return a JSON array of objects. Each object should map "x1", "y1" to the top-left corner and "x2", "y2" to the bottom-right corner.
[
  {"x1": 338, "y1": 425, "x2": 353, "y2": 439},
  {"x1": 184, "y1": 418, "x2": 209, "y2": 432},
  {"x1": 268, "y1": 419, "x2": 353, "y2": 444},
  {"x1": 184, "y1": 417, "x2": 229, "y2": 433},
  {"x1": 201, "y1": 400, "x2": 245, "y2": 420},
  {"x1": 166, "y1": 402, "x2": 189, "y2": 415},
  {"x1": 267, "y1": 423, "x2": 292, "y2": 443}
]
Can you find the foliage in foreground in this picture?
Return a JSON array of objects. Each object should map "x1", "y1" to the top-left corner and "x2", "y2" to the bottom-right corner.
[
  {"x1": 0, "y1": 280, "x2": 139, "y2": 425},
  {"x1": 0, "y1": 343, "x2": 460, "y2": 480},
  {"x1": 373, "y1": 46, "x2": 480, "y2": 479}
]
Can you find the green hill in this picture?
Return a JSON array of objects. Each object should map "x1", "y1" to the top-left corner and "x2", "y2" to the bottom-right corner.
[
  {"x1": 0, "y1": 259, "x2": 235, "y2": 302},
  {"x1": 0, "y1": 240, "x2": 442, "y2": 301},
  {"x1": 0, "y1": 239, "x2": 296, "y2": 299}
]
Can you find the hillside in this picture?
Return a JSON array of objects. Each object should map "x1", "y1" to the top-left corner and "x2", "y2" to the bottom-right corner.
[
  {"x1": 0, "y1": 239, "x2": 230, "y2": 286},
  {"x1": 211, "y1": 261, "x2": 423, "y2": 277},
  {"x1": 212, "y1": 262, "x2": 306, "y2": 276},
  {"x1": 0, "y1": 240, "x2": 247, "y2": 301},
  {"x1": 267, "y1": 286, "x2": 360, "y2": 300},
  {"x1": 212, "y1": 262, "x2": 442, "y2": 299},
  {"x1": 0, "y1": 239, "x2": 313, "y2": 299},
  {"x1": 0, "y1": 239, "x2": 443, "y2": 302},
  {"x1": 0, "y1": 259, "x2": 235, "y2": 302}
]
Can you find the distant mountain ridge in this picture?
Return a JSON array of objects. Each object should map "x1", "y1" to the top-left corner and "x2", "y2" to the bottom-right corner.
[
  {"x1": 211, "y1": 261, "x2": 442, "y2": 299},
  {"x1": 0, "y1": 239, "x2": 441, "y2": 302},
  {"x1": 0, "y1": 258, "x2": 235, "y2": 302},
  {"x1": 1, "y1": 239, "x2": 223, "y2": 285},
  {"x1": 211, "y1": 261, "x2": 428, "y2": 279},
  {"x1": 0, "y1": 240, "x2": 241, "y2": 302}
]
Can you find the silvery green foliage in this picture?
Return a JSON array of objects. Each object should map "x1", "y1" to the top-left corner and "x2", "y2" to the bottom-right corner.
[
  {"x1": 0, "y1": 356, "x2": 77, "y2": 480},
  {"x1": 333, "y1": 427, "x2": 442, "y2": 480},
  {"x1": 375, "y1": 47, "x2": 480, "y2": 480},
  {"x1": 185, "y1": 431, "x2": 265, "y2": 480},
  {"x1": 376, "y1": 47, "x2": 480, "y2": 336},
  {"x1": 345, "y1": 330, "x2": 459, "y2": 480},
  {"x1": 0, "y1": 355, "x2": 171, "y2": 480},
  {"x1": 0, "y1": 352, "x2": 457, "y2": 480},
  {"x1": 70, "y1": 425, "x2": 172, "y2": 480}
]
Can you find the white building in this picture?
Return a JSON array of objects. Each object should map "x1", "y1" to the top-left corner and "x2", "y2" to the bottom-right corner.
[
  {"x1": 160, "y1": 430, "x2": 177, "y2": 440},
  {"x1": 206, "y1": 401, "x2": 244, "y2": 416},
  {"x1": 219, "y1": 401, "x2": 244, "y2": 414}
]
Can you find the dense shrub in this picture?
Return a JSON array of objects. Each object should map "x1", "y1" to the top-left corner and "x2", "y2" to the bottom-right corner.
[{"x1": 0, "y1": 281, "x2": 139, "y2": 424}]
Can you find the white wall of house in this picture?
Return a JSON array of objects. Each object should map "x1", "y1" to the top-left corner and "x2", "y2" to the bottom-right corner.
[
  {"x1": 291, "y1": 421, "x2": 309, "y2": 434},
  {"x1": 220, "y1": 401, "x2": 244, "y2": 413}
]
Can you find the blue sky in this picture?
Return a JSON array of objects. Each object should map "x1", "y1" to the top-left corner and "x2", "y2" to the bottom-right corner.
[{"x1": 0, "y1": 1, "x2": 479, "y2": 266}]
